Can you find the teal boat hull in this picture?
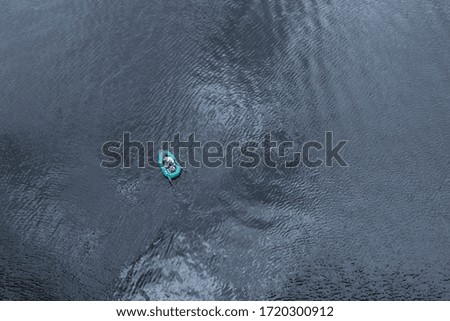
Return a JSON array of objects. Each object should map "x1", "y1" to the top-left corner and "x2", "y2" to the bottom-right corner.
[{"x1": 158, "y1": 150, "x2": 182, "y2": 180}]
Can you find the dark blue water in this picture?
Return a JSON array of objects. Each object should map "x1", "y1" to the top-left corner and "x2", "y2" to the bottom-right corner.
[{"x1": 1, "y1": 0, "x2": 450, "y2": 300}]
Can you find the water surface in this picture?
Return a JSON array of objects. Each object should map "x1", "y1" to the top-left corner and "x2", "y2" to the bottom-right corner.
[{"x1": 1, "y1": 0, "x2": 449, "y2": 300}]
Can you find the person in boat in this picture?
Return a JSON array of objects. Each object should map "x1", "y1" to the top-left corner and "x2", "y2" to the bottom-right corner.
[{"x1": 163, "y1": 154, "x2": 176, "y2": 173}]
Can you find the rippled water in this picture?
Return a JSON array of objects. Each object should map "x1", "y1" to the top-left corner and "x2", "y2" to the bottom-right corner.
[{"x1": 1, "y1": 0, "x2": 450, "y2": 300}]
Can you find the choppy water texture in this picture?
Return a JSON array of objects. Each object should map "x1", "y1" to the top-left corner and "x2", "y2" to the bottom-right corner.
[{"x1": 1, "y1": 0, "x2": 450, "y2": 300}]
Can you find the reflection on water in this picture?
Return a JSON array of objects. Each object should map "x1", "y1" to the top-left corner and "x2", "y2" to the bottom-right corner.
[{"x1": 1, "y1": 0, "x2": 450, "y2": 300}]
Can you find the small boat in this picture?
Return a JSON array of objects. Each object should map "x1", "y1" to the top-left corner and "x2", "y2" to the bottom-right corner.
[{"x1": 158, "y1": 150, "x2": 182, "y2": 181}]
